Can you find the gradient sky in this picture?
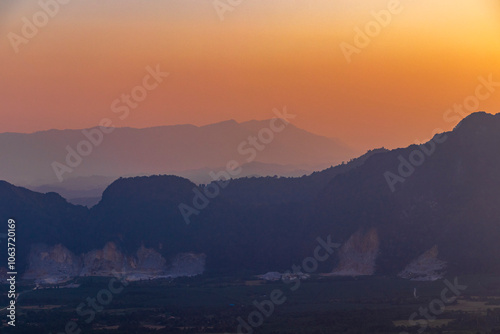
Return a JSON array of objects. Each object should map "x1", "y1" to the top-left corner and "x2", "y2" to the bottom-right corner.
[{"x1": 1, "y1": 0, "x2": 500, "y2": 150}]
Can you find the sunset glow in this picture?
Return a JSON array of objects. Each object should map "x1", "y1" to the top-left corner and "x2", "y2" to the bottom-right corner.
[{"x1": 1, "y1": 0, "x2": 499, "y2": 150}]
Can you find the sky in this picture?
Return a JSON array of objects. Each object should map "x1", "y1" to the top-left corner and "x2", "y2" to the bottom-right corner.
[{"x1": 1, "y1": 0, "x2": 500, "y2": 151}]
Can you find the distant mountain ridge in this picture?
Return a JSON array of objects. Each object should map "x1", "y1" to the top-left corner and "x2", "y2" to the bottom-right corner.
[{"x1": 0, "y1": 119, "x2": 357, "y2": 187}]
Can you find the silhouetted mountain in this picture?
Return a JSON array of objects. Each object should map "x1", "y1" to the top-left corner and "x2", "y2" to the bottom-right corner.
[
  {"x1": 0, "y1": 181, "x2": 88, "y2": 272},
  {"x1": 4, "y1": 112, "x2": 500, "y2": 280},
  {"x1": 315, "y1": 111, "x2": 500, "y2": 275},
  {"x1": 215, "y1": 148, "x2": 387, "y2": 205},
  {"x1": 86, "y1": 175, "x2": 197, "y2": 254}
]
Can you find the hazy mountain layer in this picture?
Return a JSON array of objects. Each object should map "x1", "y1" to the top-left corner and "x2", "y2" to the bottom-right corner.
[{"x1": 0, "y1": 119, "x2": 356, "y2": 186}]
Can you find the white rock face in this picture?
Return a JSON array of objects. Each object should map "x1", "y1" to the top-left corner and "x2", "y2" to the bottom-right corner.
[
  {"x1": 23, "y1": 244, "x2": 82, "y2": 284},
  {"x1": 257, "y1": 272, "x2": 283, "y2": 281},
  {"x1": 23, "y1": 242, "x2": 206, "y2": 283},
  {"x1": 398, "y1": 245, "x2": 446, "y2": 281},
  {"x1": 330, "y1": 228, "x2": 379, "y2": 276},
  {"x1": 81, "y1": 242, "x2": 130, "y2": 277},
  {"x1": 123, "y1": 245, "x2": 168, "y2": 281}
]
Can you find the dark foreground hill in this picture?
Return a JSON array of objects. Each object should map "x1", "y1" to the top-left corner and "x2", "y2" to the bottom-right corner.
[{"x1": 2, "y1": 112, "x2": 500, "y2": 281}]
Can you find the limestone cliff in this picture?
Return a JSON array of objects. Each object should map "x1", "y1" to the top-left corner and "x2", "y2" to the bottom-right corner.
[
  {"x1": 23, "y1": 244, "x2": 81, "y2": 283},
  {"x1": 330, "y1": 228, "x2": 379, "y2": 276},
  {"x1": 398, "y1": 245, "x2": 446, "y2": 281},
  {"x1": 22, "y1": 242, "x2": 206, "y2": 283},
  {"x1": 81, "y1": 242, "x2": 131, "y2": 276}
]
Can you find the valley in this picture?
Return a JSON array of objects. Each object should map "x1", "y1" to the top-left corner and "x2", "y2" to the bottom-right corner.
[{"x1": 3, "y1": 274, "x2": 500, "y2": 333}]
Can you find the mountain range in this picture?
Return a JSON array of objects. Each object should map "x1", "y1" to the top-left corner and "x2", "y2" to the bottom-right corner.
[
  {"x1": 0, "y1": 119, "x2": 356, "y2": 206},
  {"x1": 0, "y1": 119, "x2": 355, "y2": 185},
  {"x1": 1, "y1": 112, "x2": 500, "y2": 283}
]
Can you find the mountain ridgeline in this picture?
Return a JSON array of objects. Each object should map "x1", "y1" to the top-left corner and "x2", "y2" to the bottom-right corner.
[
  {"x1": 2, "y1": 112, "x2": 500, "y2": 281},
  {"x1": 0, "y1": 119, "x2": 356, "y2": 187}
]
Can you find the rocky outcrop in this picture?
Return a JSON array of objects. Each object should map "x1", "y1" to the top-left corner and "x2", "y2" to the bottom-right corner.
[
  {"x1": 398, "y1": 245, "x2": 446, "y2": 281},
  {"x1": 81, "y1": 242, "x2": 131, "y2": 277},
  {"x1": 330, "y1": 228, "x2": 379, "y2": 276},
  {"x1": 23, "y1": 244, "x2": 82, "y2": 284},
  {"x1": 123, "y1": 244, "x2": 168, "y2": 280},
  {"x1": 23, "y1": 242, "x2": 206, "y2": 283},
  {"x1": 81, "y1": 243, "x2": 207, "y2": 280},
  {"x1": 257, "y1": 272, "x2": 283, "y2": 281}
]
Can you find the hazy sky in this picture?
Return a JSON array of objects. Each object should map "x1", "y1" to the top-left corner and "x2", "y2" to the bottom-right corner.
[{"x1": 1, "y1": 0, "x2": 500, "y2": 150}]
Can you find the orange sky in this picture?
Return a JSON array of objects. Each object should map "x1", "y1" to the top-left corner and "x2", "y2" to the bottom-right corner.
[{"x1": 1, "y1": 0, "x2": 500, "y2": 150}]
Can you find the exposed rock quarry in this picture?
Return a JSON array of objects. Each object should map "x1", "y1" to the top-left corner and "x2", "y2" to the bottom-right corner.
[
  {"x1": 257, "y1": 272, "x2": 283, "y2": 281},
  {"x1": 23, "y1": 242, "x2": 206, "y2": 283},
  {"x1": 330, "y1": 228, "x2": 379, "y2": 276},
  {"x1": 23, "y1": 244, "x2": 81, "y2": 284},
  {"x1": 81, "y1": 242, "x2": 130, "y2": 276},
  {"x1": 398, "y1": 245, "x2": 447, "y2": 281},
  {"x1": 124, "y1": 245, "x2": 168, "y2": 280}
]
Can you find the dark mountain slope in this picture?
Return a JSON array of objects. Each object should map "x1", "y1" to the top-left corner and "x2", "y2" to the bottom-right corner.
[
  {"x1": 315, "y1": 112, "x2": 500, "y2": 274},
  {"x1": 4, "y1": 112, "x2": 500, "y2": 278},
  {"x1": 214, "y1": 148, "x2": 387, "y2": 205},
  {"x1": 86, "y1": 175, "x2": 198, "y2": 255},
  {"x1": 0, "y1": 181, "x2": 88, "y2": 271},
  {"x1": 81, "y1": 149, "x2": 386, "y2": 273}
]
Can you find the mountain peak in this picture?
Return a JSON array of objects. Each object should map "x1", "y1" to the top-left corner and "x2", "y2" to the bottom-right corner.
[{"x1": 455, "y1": 111, "x2": 497, "y2": 131}]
